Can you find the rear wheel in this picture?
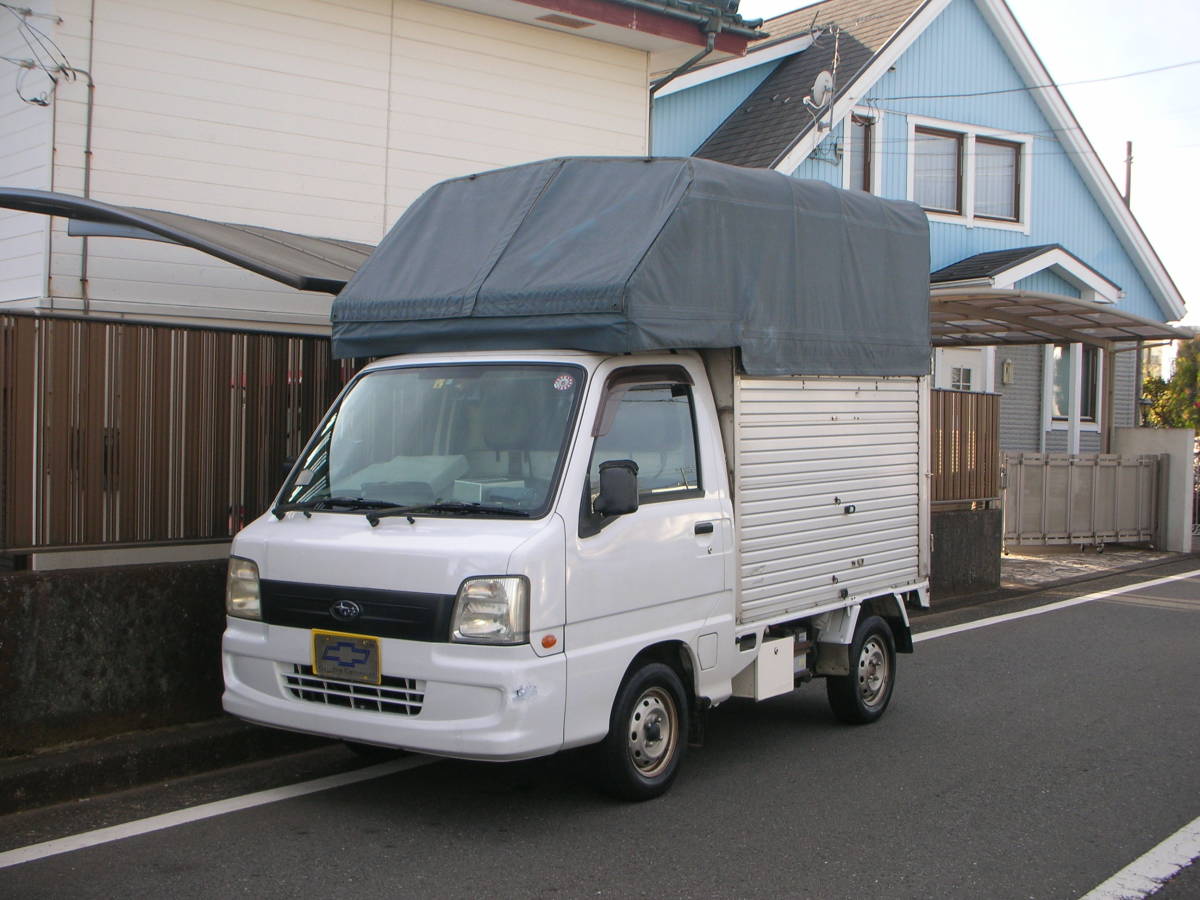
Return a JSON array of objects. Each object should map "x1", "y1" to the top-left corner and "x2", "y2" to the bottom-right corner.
[
  {"x1": 826, "y1": 614, "x2": 896, "y2": 724},
  {"x1": 600, "y1": 662, "x2": 688, "y2": 801}
]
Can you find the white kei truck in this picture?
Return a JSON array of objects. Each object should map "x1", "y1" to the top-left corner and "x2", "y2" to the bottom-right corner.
[{"x1": 222, "y1": 157, "x2": 933, "y2": 799}]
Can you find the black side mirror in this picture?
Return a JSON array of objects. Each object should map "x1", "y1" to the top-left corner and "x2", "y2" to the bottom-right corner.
[{"x1": 593, "y1": 459, "x2": 639, "y2": 517}]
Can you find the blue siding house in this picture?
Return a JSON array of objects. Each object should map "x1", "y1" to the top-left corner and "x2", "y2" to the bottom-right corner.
[{"x1": 652, "y1": 0, "x2": 1188, "y2": 455}]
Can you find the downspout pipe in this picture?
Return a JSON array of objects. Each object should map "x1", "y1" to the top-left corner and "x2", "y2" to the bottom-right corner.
[
  {"x1": 650, "y1": 30, "x2": 716, "y2": 96},
  {"x1": 58, "y1": 66, "x2": 95, "y2": 307}
]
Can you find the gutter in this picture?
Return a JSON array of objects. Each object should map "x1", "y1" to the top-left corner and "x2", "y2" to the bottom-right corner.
[{"x1": 604, "y1": 0, "x2": 764, "y2": 40}]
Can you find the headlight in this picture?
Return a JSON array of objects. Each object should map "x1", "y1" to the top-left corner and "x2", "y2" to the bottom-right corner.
[
  {"x1": 226, "y1": 556, "x2": 262, "y2": 620},
  {"x1": 451, "y1": 576, "x2": 529, "y2": 645}
]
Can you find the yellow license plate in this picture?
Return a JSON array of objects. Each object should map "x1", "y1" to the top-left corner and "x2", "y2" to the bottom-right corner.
[{"x1": 312, "y1": 630, "x2": 381, "y2": 685}]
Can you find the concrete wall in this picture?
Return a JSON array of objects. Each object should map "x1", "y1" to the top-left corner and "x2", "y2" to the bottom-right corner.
[
  {"x1": 930, "y1": 507, "x2": 1002, "y2": 597},
  {"x1": 1112, "y1": 427, "x2": 1196, "y2": 552},
  {"x1": 0, "y1": 560, "x2": 226, "y2": 756}
]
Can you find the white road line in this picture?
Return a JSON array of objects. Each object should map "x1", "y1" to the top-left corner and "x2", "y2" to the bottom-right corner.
[
  {"x1": 914, "y1": 568, "x2": 1200, "y2": 643},
  {"x1": 0, "y1": 755, "x2": 434, "y2": 870},
  {"x1": 1081, "y1": 814, "x2": 1200, "y2": 900}
]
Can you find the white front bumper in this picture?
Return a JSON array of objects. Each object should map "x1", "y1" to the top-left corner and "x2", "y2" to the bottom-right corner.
[{"x1": 221, "y1": 617, "x2": 566, "y2": 761}]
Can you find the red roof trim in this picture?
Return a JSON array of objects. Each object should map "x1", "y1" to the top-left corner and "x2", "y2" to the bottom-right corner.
[{"x1": 518, "y1": 0, "x2": 751, "y2": 54}]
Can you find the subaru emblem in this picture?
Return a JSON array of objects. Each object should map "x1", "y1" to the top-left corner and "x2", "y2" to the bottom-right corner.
[{"x1": 330, "y1": 599, "x2": 362, "y2": 621}]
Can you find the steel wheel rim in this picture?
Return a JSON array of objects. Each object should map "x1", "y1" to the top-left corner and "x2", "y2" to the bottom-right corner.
[
  {"x1": 857, "y1": 635, "x2": 890, "y2": 709},
  {"x1": 627, "y1": 686, "x2": 678, "y2": 777}
]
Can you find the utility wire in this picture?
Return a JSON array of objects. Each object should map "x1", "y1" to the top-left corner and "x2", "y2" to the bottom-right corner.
[
  {"x1": 867, "y1": 59, "x2": 1200, "y2": 103},
  {"x1": 0, "y1": 1, "x2": 76, "y2": 105}
]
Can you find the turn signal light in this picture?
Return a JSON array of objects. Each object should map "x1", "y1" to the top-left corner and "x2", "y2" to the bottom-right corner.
[{"x1": 541, "y1": 634, "x2": 557, "y2": 649}]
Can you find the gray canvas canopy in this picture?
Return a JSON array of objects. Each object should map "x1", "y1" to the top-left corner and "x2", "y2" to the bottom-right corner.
[{"x1": 332, "y1": 157, "x2": 931, "y2": 376}]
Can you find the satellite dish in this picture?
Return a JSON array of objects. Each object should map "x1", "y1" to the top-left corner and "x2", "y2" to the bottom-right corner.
[{"x1": 809, "y1": 70, "x2": 834, "y2": 108}]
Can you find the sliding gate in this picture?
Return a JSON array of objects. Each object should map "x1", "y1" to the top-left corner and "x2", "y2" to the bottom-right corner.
[{"x1": 1002, "y1": 453, "x2": 1162, "y2": 548}]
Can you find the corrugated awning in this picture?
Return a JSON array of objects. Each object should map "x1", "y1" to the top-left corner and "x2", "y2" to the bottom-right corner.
[
  {"x1": 931, "y1": 289, "x2": 1191, "y2": 349},
  {"x1": 3, "y1": 188, "x2": 1189, "y2": 348},
  {"x1": 0, "y1": 188, "x2": 374, "y2": 294}
]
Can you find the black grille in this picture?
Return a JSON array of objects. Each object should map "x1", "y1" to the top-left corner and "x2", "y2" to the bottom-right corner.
[{"x1": 260, "y1": 580, "x2": 455, "y2": 641}]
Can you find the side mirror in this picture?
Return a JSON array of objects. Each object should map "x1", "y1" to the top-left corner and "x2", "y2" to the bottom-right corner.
[{"x1": 593, "y1": 459, "x2": 639, "y2": 517}]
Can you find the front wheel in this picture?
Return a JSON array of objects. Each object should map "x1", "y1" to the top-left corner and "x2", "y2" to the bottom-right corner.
[
  {"x1": 600, "y1": 662, "x2": 688, "y2": 801},
  {"x1": 826, "y1": 614, "x2": 896, "y2": 724}
]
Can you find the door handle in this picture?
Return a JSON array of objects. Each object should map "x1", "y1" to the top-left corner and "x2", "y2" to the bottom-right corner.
[{"x1": 694, "y1": 521, "x2": 714, "y2": 535}]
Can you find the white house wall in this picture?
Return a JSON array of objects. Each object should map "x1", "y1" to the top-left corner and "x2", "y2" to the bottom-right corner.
[
  {"x1": 0, "y1": 2, "x2": 54, "y2": 303},
  {"x1": 5, "y1": 0, "x2": 649, "y2": 329}
]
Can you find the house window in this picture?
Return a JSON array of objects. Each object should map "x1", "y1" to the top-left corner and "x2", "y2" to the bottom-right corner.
[
  {"x1": 849, "y1": 114, "x2": 874, "y2": 193},
  {"x1": 975, "y1": 137, "x2": 1021, "y2": 221},
  {"x1": 950, "y1": 366, "x2": 972, "y2": 392},
  {"x1": 913, "y1": 127, "x2": 962, "y2": 213},
  {"x1": 908, "y1": 118, "x2": 1032, "y2": 229},
  {"x1": 1051, "y1": 344, "x2": 1099, "y2": 422}
]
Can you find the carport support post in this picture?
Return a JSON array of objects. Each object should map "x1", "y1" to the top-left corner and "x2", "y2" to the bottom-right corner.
[
  {"x1": 1068, "y1": 343, "x2": 1083, "y2": 455},
  {"x1": 1102, "y1": 345, "x2": 1116, "y2": 453}
]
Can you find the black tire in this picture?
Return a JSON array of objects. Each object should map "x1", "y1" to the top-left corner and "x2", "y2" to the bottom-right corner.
[
  {"x1": 826, "y1": 614, "x2": 896, "y2": 725},
  {"x1": 599, "y1": 662, "x2": 689, "y2": 801}
]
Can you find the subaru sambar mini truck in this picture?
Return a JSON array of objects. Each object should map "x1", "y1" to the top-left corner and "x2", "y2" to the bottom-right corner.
[{"x1": 221, "y1": 157, "x2": 932, "y2": 800}]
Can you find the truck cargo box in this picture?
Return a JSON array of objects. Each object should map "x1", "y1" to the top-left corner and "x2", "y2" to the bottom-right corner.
[{"x1": 732, "y1": 373, "x2": 927, "y2": 624}]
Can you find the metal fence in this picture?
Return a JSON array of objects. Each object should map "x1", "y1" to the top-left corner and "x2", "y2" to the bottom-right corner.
[
  {"x1": 1, "y1": 313, "x2": 358, "y2": 554},
  {"x1": 930, "y1": 389, "x2": 1001, "y2": 505},
  {"x1": 1002, "y1": 452, "x2": 1161, "y2": 547}
]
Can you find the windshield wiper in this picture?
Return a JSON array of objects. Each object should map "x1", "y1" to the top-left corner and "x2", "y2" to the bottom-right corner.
[
  {"x1": 365, "y1": 501, "x2": 532, "y2": 526},
  {"x1": 272, "y1": 496, "x2": 396, "y2": 519}
]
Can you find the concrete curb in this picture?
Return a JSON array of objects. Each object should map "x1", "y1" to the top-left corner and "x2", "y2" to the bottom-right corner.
[{"x1": 0, "y1": 717, "x2": 328, "y2": 816}]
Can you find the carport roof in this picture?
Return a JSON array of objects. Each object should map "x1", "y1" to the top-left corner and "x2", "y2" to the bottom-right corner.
[
  {"x1": 2, "y1": 188, "x2": 1191, "y2": 351},
  {"x1": 0, "y1": 188, "x2": 372, "y2": 294},
  {"x1": 931, "y1": 289, "x2": 1192, "y2": 349}
]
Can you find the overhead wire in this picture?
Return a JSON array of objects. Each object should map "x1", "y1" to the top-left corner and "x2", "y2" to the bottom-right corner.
[
  {"x1": 0, "y1": 0, "x2": 76, "y2": 105},
  {"x1": 865, "y1": 58, "x2": 1200, "y2": 104}
]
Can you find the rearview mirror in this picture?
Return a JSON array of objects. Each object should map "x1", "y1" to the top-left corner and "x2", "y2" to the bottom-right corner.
[{"x1": 593, "y1": 459, "x2": 639, "y2": 517}]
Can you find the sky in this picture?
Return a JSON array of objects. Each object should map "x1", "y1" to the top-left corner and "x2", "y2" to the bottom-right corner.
[{"x1": 736, "y1": 0, "x2": 1200, "y2": 325}]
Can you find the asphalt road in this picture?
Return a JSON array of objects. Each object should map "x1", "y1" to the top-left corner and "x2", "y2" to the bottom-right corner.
[{"x1": 2, "y1": 563, "x2": 1198, "y2": 899}]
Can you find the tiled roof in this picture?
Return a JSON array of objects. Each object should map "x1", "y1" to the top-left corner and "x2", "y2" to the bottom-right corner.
[
  {"x1": 694, "y1": 0, "x2": 927, "y2": 168},
  {"x1": 929, "y1": 245, "x2": 1059, "y2": 283}
]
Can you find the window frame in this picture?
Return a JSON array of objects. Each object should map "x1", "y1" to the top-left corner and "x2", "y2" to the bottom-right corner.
[
  {"x1": 973, "y1": 135, "x2": 1023, "y2": 223},
  {"x1": 906, "y1": 115, "x2": 1034, "y2": 233},
  {"x1": 949, "y1": 366, "x2": 972, "y2": 392},
  {"x1": 843, "y1": 109, "x2": 883, "y2": 195},
  {"x1": 1044, "y1": 343, "x2": 1102, "y2": 432},
  {"x1": 912, "y1": 125, "x2": 964, "y2": 214}
]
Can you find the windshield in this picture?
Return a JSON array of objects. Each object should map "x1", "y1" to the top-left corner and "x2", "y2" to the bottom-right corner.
[{"x1": 280, "y1": 363, "x2": 585, "y2": 518}]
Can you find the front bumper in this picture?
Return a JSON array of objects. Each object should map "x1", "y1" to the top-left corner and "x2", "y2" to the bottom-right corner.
[{"x1": 221, "y1": 617, "x2": 566, "y2": 761}]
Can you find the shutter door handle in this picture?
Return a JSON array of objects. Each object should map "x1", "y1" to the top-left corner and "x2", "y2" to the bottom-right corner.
[{"x1": 694, "y1": 521, "x2": 714, "y2": 535}]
